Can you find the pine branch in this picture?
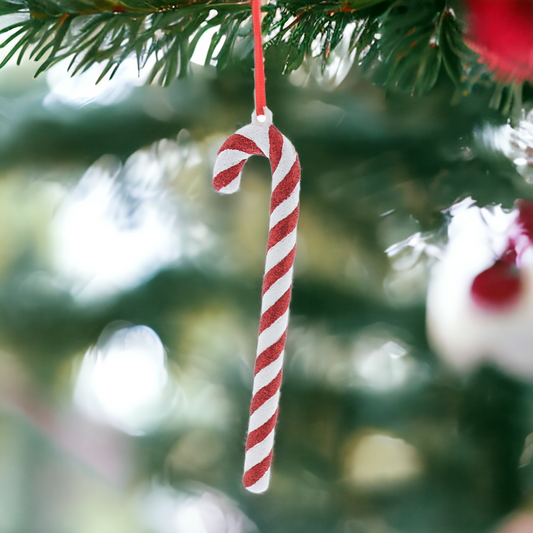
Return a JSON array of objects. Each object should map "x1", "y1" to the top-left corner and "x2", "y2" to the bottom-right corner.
[
  {"x1": 0, "y1": 0, "x2": 255, "y2": 85},
  {"x1": 359, "y1": 0, "x2": 475, "y2": 96},
  {"x1": 0, "y1": 0, "x2": 474, "y2": 93}
]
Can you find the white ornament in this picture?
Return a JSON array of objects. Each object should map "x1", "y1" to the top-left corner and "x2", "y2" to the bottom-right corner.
[{"x1": 427, "y1": 198, "x2": 533, "y2": 380}]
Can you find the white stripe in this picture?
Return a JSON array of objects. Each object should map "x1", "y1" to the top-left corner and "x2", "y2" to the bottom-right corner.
[
  {"x1": 248, "y1": 390, "x2": 280, "y2": 433},
  {"x1": 239, "y1": 123, "x2": 270, "y2": 156},
  {"x1": 256, "y1": 311, "x2": 289, "y2": 356},
  {"x1": 272, "y1": 140, "x2": 297, "y2": 189},
  {"x1": 270, "y1": 184, "x2": 300, "y2": 229},
  {"x1": 213, "y1": 149, "x2": 250, "y2": 174},
  {"x1": 261, "y1": 268, "x2": 293, "y2": 314},
  {"x1": 244, "y1": 427, "x2": 276, "y2": 470},
  {"x1": 245, "y1": 470, "x2": 270, "y2": 493},
  {"x1": 253, "y1": 351, "x2": 284, "y2": 394},
  {"x1": 265, "y1": 230, "x2": 297, "y2": 273}
]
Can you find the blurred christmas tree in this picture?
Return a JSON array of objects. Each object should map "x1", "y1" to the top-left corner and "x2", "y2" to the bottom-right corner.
[{"x1": 2, "y1": 0, "x2": 533, "y2": 532}]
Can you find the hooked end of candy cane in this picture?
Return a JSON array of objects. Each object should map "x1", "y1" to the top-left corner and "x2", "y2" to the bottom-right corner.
[
  {"x1": 212, "y1": 150, "x2": 245, "y2": 194},
  {"x1": 213, "y1": 172, "x2": 243, "y2": 194},
  {"x1": 213, "y1": 121, "x2": 268, "y2": 193}
]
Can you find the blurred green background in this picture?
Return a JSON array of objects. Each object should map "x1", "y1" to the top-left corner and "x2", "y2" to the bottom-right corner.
[{"x1": 1, "y1": 25, "x2": 533, "y2": 533}]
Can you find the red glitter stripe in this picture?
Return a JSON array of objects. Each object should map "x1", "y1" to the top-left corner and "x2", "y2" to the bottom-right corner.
[
  {"x1": 269, "y1": 126, "x2": 283, "y2": 172},
  {"x1": 218, "y1": 134, "x2": 264, "y2": 156},
  {"x1": 259, "y1": 288, "x2": 291, "y2": 334},
  {"x1": 250, "y1": 369, "x2": 283, "y2": 414},
  {"x1": 262, "y1": 246, "x2": 296, "y2": 295},
  {"x1": 255, "y1": 331, "x2": 287, "y2": 374},
  {"x1": 270, "y1": 159, "x2": 300, "y2": 214},
  {"x1": 213, "y1": 161, "x2": 246, "y2": 191},
  {"x1": 267, "y1": 206, "x2": 299, "y2": 250},
  {"x1": 246, "y1": 409, "x2": 279, "y2": 450},
  {"x1": 243, "y1": 450, "x2": 273, "y2": 488}
]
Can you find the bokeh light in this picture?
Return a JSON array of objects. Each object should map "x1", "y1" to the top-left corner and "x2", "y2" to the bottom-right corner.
[
  {"x1": 74, "y1": 323, "x2": 178, "y2": 434},
  {"x1": 51, "y1": 151, "x2": 180, "y2": 300}
]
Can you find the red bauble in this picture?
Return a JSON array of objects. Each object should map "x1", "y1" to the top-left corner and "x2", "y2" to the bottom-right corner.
[
  {"x1": 465, "y1": 0, "x2": 533, "y2": 82},
  {"x1": 471, "y1": 260, "x2": 523, "y2": 309}
]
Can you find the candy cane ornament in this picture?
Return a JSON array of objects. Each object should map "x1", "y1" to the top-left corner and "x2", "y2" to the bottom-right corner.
[
  {"x1": 213, "y1": 108, "x2": 300, "y2": 494},
  {"x1": 212, "y1": 0, "x2": 301, "y2": 493}
]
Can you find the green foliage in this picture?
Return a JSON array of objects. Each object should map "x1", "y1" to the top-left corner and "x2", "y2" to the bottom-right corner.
[
  {"x1": 360, "y1": 0, "x2": 474, "y2": 95},
  {"x1": 262, "y1": 0, "x2": 384, "y2": 74},
  {"x1": 0, "y1": 0, "x2": 479, "y2": 93}
]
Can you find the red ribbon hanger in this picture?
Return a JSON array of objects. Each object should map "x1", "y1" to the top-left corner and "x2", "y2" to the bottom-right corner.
[{"x1": 251, "y1": 0, "x2": 267, "y2": 119}]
